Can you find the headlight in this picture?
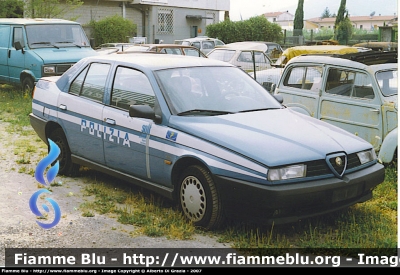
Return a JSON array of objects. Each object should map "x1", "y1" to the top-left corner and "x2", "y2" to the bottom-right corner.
[
  {"x1": 267, "y1": 164, "x2": 306, "y2": 181},
  {"x1": 357, "y1": 149, "x2": 377, "y2": 164},
  {"x1": 43, "y1": 66, "x2": 56, "y2": 74}
]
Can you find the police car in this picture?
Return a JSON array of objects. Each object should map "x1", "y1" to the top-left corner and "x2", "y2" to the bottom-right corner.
[{"x1": 30, "y1": 53, "x2": 385, "y2": 230}]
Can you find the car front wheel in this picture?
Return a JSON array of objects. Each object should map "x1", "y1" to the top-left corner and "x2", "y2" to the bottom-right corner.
[
  {"x1": 179, "y1": 165, "x2": 224, "y2": 230},
  {"x1": 49, "y1": 128, "x2": 79, "y2": 176},
  {"x1": 22, "y1": 77, "x2": 34, "y2": 96}
]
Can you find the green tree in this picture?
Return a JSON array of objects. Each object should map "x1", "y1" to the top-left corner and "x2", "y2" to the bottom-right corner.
[
  {"x1": 321, "y1": 7, "x2": 331, "y2": 18},
  {"x1": 206, "y1": 16, "x2": 282, "y2": 44},
  {"x1": 89, "y1": 15, "x2": 137, "y2": 46},
  {"x1": 336, "y1": 14, "x2": 353, "y2": 44},
  {"x1": 293, "y1": 0, "x2": 304, "y2": 36},
  {"x1": 0, "y1": 0, "x2": 24, "y2": 18},
  {"x1": 334, "y1": 0, "x2": 347, "y2": 38},
  {"x1": 24, "y1": 0, "x2": 83, "y2": 19}
]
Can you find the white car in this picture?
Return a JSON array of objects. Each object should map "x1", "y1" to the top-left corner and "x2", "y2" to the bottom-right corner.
[
  {"x1": 175, "y1": 36, "x2": 225, "y2": 54},
  {"x1": 207, "y1": 42, "x2": 273, "y2": 73}
]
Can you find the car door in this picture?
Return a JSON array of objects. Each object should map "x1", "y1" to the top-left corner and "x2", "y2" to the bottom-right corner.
[
  {"x1": 7, "y1": 26, "x2": 26, "y2": 84},
  {"x1": 57, "y1": 62, "x2": 110, "y2": 164},
  {"x1": 319, "y1": 67, "x2": 383, "y2": 150},
  {"x1": 277, "y1": 64, "x2": 323, "y2": 116},
  {"x1": 0, "y1": 24, "x2": 11, "y2": 83},
  {"x1": 102, "y1": 66, "x2": 156, "y2": 180},
  {"x1": 235, "y1": 51, "x2": 272, "y2": 72}
]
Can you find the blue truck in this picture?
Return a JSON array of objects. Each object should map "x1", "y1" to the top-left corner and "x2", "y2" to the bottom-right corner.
[{"x1": 0, "y1": 18, "x2": 98, "y2": 94}]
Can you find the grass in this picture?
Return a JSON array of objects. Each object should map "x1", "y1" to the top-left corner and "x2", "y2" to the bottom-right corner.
[{"x1": 1, "y1": 85, "x2": 397, "y2": 255}]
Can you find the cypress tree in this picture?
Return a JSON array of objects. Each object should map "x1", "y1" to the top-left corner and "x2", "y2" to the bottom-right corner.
[
  {"x1": 293, "y1": 0, "x2": 304, "y2": 36},
  {"x1": 334, "y1": 0, "x2": 347, "y2": 38}
]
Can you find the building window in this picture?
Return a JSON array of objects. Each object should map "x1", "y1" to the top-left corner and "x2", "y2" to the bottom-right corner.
[
  {"x1": 206, "y1": 12, "x2": 216, "y2": 25},
  {"x1": 360, "y1": 25, "x2": 363, "y2": 29},
  {"x1": 158, "y1": 8, "x2": 174, "y2": 34}
]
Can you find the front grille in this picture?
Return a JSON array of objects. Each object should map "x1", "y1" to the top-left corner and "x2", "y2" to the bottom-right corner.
[
  {"x1": 347, "y1": 153, "x2": 362, "y2": 169},
  {"x1": 305, "y1": 152, "x2": 362, "y2": 179},
  {"x1": 306, "y1": 159, "x2": 330, "y2": 177}
]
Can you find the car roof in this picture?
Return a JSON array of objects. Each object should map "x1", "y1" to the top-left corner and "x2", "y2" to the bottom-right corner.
[
  {"x1": 81, "y1": 52, "x2": 231, "y2": 70},
  {"x1": 212, "y1": 42, "x2": 268, "y2": 52},
  {"x1": 0, "y1": 18, "x2": 79, "y2": 25},
  {"x1": 181, "y1": 36, "x2": 222, "y2": 42},
  {"x1": 137, "y1": 43, "x2": 201, "y2": 49},
  {"x1": 286, "y1": 51, "x2": 398, "y2": 70}
]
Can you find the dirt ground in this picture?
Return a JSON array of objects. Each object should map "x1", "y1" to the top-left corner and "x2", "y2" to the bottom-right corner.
[{"x1": 0, "y1": 121, "x2": 232, "y2": 267}]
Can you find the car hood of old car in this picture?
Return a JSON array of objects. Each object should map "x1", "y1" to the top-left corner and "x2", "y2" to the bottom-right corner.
[{"x1": 168, "y1": 108, "x2": 370, "y2": 167}]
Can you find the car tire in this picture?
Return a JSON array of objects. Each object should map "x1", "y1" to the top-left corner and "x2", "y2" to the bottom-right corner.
[
  {"x1": 179, "y1": 165, "x2": 224, "y2": 230},
  {"x1": 22, "y1": 77, "x2": 34, "y2": 96},
  {"x1": 49, "y1": 128, "x2": 79, "y2": 177}
]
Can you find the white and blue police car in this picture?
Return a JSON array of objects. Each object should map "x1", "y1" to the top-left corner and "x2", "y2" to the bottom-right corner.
[{"x1": 30, "y1": 53, "x2": 385, "y2": 230}]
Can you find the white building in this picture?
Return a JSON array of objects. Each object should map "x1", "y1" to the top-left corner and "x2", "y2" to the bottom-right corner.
[{"x1": 64, "y1": 0, "x2": 230, "y2": 44}]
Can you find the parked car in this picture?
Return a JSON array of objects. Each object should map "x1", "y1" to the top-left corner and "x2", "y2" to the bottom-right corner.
[
  {"x1": 174, "y1": 36, "x2": 225, "y2": 54},
  {"x1": 96, "y1": 43, "x2": 136, "y2": 52},
  {"x1": 30, "y1": 53, "x2": 385, "y2": 230},
  {"x1": 352, "y1": 41, "x2": 398, "y2": 52},
  {"x1": 0, "y1": 18, "x2": 98, "y2": 94},
  {"x1": 251, "y1": 45, "x2": 371, "y2": 92},
  {"x1": 273, "y1": 50, "x2": 397, "y2": 164},
  {"x1": 121, "y1": 44, "x2": 207, "y2": 57},
  {"x1": 207, "y1": 42, "x2": 273, "y2": 73},
  {"x1": 227, "y1": 41, "x2": 283, "y2": 62}
]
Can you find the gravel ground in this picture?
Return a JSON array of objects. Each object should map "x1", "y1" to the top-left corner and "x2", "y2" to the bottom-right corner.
[{"x1": 0, "y1": 121, "x2": 232, "y2": 267}]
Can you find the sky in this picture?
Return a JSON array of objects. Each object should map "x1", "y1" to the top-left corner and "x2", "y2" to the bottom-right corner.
[{"x1": 227, "y1": 0, "x2": 399, "y2": 21}]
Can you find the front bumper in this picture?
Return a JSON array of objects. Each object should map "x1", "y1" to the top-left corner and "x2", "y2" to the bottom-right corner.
[{"x1": 216, "y1": 162, "x2": 385, "y2": 224}]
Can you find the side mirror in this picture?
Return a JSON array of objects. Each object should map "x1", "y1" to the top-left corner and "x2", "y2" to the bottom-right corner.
[
  {"x1": 270, "y1": 83, "x2": 276, "y2": 93},
  {"x1": 14, "y1": 41, "x2": 25, "y2": 53},
  {"x1": 129, "y1": 105, "x2": 155, "y2": 119},
  {"x1": 129, "y1": 104, "x2": 162, "y2": 124}
]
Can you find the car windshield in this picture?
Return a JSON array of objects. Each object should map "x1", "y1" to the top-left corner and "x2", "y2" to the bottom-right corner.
[
  {"x1": 26, "y1": 24, "x2": 90, "y2": 48},
  {"x1": 376, "y1": 69, "x2": 398, "y2": 96},
  {"x1": 155, "y1": 66, "x2": 282, "y2": 115}
]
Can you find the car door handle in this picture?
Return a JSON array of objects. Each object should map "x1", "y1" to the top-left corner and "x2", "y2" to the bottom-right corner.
[
  {"x1": 370, "y1": 109, "x2": 380, "y2": 113},
  {"x1": 59, "y1": 104, "x2": 67, "y2": 110},
  {"x1": 105, "y1": 118, "x2": 116, "y2": 125}
]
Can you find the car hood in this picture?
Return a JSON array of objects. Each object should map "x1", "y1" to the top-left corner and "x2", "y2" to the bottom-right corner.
[
  {"x1": 168, "y1": 108, "x2": 370, "y2": 167},
  {"x1": 32, "y1": 47, "x2": 98, "y2": 63}
]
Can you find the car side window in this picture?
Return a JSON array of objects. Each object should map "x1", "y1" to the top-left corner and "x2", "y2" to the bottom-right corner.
[
  {"x1": 238, "y1": 51, "x2": 252, "y2": 62},
  {"x1": 325, "y1": 68, "x2": 374, "y2": 99},
  {"x1": 111, "y1": 67, "x2": 155, "y2": 110},
  {"x1": 192, "y1": 42, "x2": 200, "y2": 49},
  {"x1": 202, "y1": 41, "x2": 214, "y2": 50},
  {"x1": 283, "y1": 66, "x2": 323, "y2": 91},
  {"x1": 69, "y1": 63, "x2": 110, "y2": 102},
  {"x1": 184, "y1": 48, "x2": 201, "y2": 57}
]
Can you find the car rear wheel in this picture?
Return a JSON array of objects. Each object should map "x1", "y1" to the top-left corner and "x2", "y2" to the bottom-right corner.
[
  {"x1": 49, "y1": 128, "x2": 79, "y2": 176},
  {"x1": 179, "y1": 165, "x2": 224, "y2": 230}
]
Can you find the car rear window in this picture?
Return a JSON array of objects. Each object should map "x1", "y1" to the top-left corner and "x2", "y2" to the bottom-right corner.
[
  {"x1": 207, "y1": 49, "x2": 235, "y2": 62},
  {"x1": 376, "y1": 70, "x2": 398, "y2": 96}
]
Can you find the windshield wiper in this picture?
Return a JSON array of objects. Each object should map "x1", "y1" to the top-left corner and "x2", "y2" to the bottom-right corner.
[
  {"x1": 177, "y1": 109, "x2": 234, "y2": 116},
  {"x1": 55, "y1": 41, "x2": 82, "y2": 48},
  {"x1": 30, "y1": 42, "x2": 59, "y2": 49},
  {"x1": 238, "y1": 107, "x2": 282, "y2": 113}
]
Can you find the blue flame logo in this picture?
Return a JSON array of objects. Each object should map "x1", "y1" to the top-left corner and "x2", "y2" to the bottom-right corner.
[{"x1": 30, "y1": 139, "x2": 61, "y2": 229}]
